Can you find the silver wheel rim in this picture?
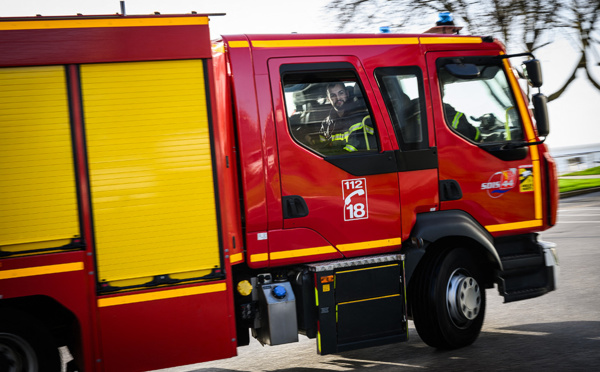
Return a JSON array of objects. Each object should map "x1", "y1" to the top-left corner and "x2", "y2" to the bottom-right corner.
[
  {"x1": 446, "y1": 268, "x2": 481, "y2": 327},
  {"x1": 0, "y1": 332, "x2": 38, "y2": 372}
]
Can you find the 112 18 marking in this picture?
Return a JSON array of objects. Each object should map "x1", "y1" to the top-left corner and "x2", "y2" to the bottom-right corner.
[{"x1": 342, "y1": 178, "x2": 368, "y2": 221}]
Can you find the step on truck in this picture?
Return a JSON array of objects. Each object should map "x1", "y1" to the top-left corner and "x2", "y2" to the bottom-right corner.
[{"x1": 0, "y1": 12, "x2": 559, "y2": 372}]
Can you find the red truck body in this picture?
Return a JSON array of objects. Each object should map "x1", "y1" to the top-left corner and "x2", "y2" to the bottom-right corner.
[{"x1": 0, "y1": 14, "x2": 558, "y2": 371}]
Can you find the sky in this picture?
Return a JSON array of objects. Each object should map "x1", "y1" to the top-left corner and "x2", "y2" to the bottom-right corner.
[{"x1": 1, "y1": 0, "x2": 599, "y2": 151}]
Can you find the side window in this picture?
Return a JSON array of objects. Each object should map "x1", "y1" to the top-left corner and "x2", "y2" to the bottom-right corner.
[
  {"x1": 438, "y1": 60, "x2": 524, "y2": 144},
  {"x1": 282, "y1": 68, "x2": 379, "y2": 156},
  {"x1": 375, "y1": 67, "x2": 428, "y2": 151}
]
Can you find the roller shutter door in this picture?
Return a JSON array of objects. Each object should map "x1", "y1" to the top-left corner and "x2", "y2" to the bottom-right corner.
[
  {"x1": 81, "y1": 60, "x2": 221, "y2": 286},
  {"x1": 0, "y1": 66, "x2": 79, "y2": 255}
]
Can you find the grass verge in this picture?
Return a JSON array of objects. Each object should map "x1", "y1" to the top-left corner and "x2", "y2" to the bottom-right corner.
[
  {"x1": 562, "y1": 166, "x2": 600, "y2": 176},
  {"x1": 559, "y1": 178, "x2": 600, "y2": 193}
]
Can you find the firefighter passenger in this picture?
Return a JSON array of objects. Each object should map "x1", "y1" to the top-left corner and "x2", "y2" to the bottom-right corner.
[{"x1": 443, "y1": 103, "x2": 481, "y2": 142}]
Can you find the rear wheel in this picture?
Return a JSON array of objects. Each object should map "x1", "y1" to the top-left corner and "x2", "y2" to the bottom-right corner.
[
  {"x1": 411, "y1": 246, "x2": 486, "y2": 349},
  {"x1": 0, "y1": 310, "x2": 61, "y2": 372}
]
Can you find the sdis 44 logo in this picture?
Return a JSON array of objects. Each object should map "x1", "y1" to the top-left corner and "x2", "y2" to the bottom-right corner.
[{"x1": 481, "y1": 169, "x2": 517, "y2": 198}]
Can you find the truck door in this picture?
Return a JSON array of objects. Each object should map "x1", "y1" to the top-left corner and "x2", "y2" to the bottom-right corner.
[
  {"x1": 267, "y1": 57, "x2": 402, "y2": 265},
  {"x1": 426, "y1": 51, "x2": 542, "y2": 233}
]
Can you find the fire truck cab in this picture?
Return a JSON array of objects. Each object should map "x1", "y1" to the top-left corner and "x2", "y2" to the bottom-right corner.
[{"x1": 218, "y1": 30, "x2": 558, "y2": 350}]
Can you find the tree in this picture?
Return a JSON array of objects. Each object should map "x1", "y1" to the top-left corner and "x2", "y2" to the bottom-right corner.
[
  {"x1": 548, "y1": 0, "x2": 600, "y2": 100},
  {"x1": 327, "y1": 0, "x2": 600, "y2": 101}
]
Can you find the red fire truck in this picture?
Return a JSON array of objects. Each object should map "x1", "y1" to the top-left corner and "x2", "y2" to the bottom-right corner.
[{"x1": 0, "y1": 13, "x2": 559, "y2": 372}]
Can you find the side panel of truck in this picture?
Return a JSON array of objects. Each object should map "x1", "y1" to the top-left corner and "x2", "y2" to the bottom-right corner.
[
  {"x1": 0, "y1": 16, "x2": 238, "y2": 372},
  {"x1": 80, "y1": 58, "x2": 231, "y2": 370}
]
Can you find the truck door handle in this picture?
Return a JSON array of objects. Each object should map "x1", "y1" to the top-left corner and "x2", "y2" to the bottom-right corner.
[
  {"x1": 282, "y1": 195, "x2": 309, "y2": 219},
  {"x1": 440, "y1": 180, "x2": 463, "y2": 201}
]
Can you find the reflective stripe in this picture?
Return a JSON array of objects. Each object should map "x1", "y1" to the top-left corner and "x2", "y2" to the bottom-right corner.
[
  {"x1": 420, "y1": 36, "x2": 482, "y2": 44},
  {"x1": 230, "y1": 252, "x2": 243, "y2": 263},
  {"x1": 453, "y1": 111, "x2": 481, "y2": 141},
  {"x1": 331, "y1": 133, "x2": 347, "y2": 141},
  {"x1": 486, "y1": 219, "x2": 542, "y2": 232},
  {"x1": 452, "y1": 112, "x2": 463, "y2": 129},
  {"x1": 250, "y1": 253, "x2": 269, "y2": 262},
  {"x1": 0, "y1": 17, "x2": 209, "y2": 31},
  {"x1": 270, "y1": 245, "x2": 338, "y2": 260},
  {"x1": 505, "y1": 107, "x2": 514, "y2": 140},
  {"x1": 0, "y1": 262, "x2": 84, "y2": 280},
  {"x1": 348, "y1": 121, "x2": 365, "y2": 133},
  {"x1": 98, "y1": 282, "x2": 226, "y2": 307},
  {"x1": 344, "y1": 144, "x2": 358, "y2": 152},
  {"x1": 331, "y1": 115, "x2": 373, "y2": 143},
  {"x1": 251, "y1": 38, "x2": 419, "y2": 48},
  {"x1": 501, "y1": 57, "x2": 542, "y2": 220},
  {"x1": 362, "y1": 116, "x2": 373, "y2": 150},
  {"x1": 228, "y1": 40, "x2": 250, "y2": 48},
  {"x1": 337, "y1": 237, "x2": 402, "y2": 252}
]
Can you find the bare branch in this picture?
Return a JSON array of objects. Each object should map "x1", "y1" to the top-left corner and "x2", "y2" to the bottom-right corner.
[
  {"x1": 585, "y1": 66, "x2": 600, "y2": 90},
  {"x1": 326, "y1": 0, "x2": 600, "y2": 101},
  {"x1": 548, "y1": 53, "x2": 584, "y2": 102}
]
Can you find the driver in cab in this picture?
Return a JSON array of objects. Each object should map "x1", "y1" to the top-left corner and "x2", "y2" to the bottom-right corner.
[{"x1": 318, "y1": 82, "x2": 377, "y2": 154}]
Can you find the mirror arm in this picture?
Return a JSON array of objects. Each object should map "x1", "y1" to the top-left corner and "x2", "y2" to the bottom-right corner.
[
  {"x1": 496, "y1": 52, "x2": 535, "y2": 60},
  {"x1": 480, "y1": 138, "x2": 546, "y2": 151}
]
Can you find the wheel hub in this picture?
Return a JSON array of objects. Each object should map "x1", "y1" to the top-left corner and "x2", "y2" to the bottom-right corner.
[{"x1": 447, "y1": 269, "x2": 481, "y2": 326}]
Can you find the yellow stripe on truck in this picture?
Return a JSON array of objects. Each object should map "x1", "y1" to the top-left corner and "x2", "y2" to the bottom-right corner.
[
  {"x1": 98, "y1": 282, "x2": 227, "y2": 307},
  {"x1": 251, "y1": 38, "x2": 418, "y2": 48},
  {"x1": 419, "y1": 36, "x2": 482, "y2": 44},
  {"x1": 337, "y1": 237, "x2": 401, "y2": 252},
  {"x1": 501, "y1": 57, "x2": 543, "y2": 221},
  {"x1": 0, "y1": 262, "x2": 84, "y2": 280},
  {"x1": 0, "y1": 17, "x2": 209, "y2": 31},
  {"x1": 485, "y1": 219, "x2": 543, "y2": 233},
  {"x1": 270, "y1": 246, "x2": 338, "y2": 260}
]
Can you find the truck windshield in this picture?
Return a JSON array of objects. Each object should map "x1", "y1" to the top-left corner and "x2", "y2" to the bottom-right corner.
[{"x1": 439, "y1": 61, "x2": 524, "y2": 144}]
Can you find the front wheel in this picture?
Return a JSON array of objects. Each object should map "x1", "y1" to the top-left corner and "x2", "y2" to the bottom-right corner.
[{"x1": 411, "y1": 246, "x2": 486, "y2": 349}]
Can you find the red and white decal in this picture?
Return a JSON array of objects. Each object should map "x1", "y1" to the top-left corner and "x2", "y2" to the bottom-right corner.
[
  {"x1": 342, "y1": 178, "x2": 368, "y2": 221},
  {"x1": 481, "y1": 168, "x2": 517, "y2": 198}
]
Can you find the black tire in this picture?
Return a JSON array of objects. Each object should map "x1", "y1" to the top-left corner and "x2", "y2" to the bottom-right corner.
[
  {"x1": 0, "y1": 310, "x2": 61, "y2": 372},
  {"x1": 411, "y1": 246, "x2": 486, "y2": 349}
]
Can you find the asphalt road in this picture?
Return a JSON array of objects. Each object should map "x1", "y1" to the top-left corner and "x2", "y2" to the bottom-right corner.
[{"x1": 157, "y1": 191, "x2": 600, "y2": 372}]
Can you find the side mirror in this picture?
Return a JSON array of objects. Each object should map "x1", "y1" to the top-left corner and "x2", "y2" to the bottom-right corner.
[
  {"x1": 532, "y1": 93, "x2": 549, "y2": 137},
  {"x1": 522, "y1": 59, "x2": 543, "y2": 88}
]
